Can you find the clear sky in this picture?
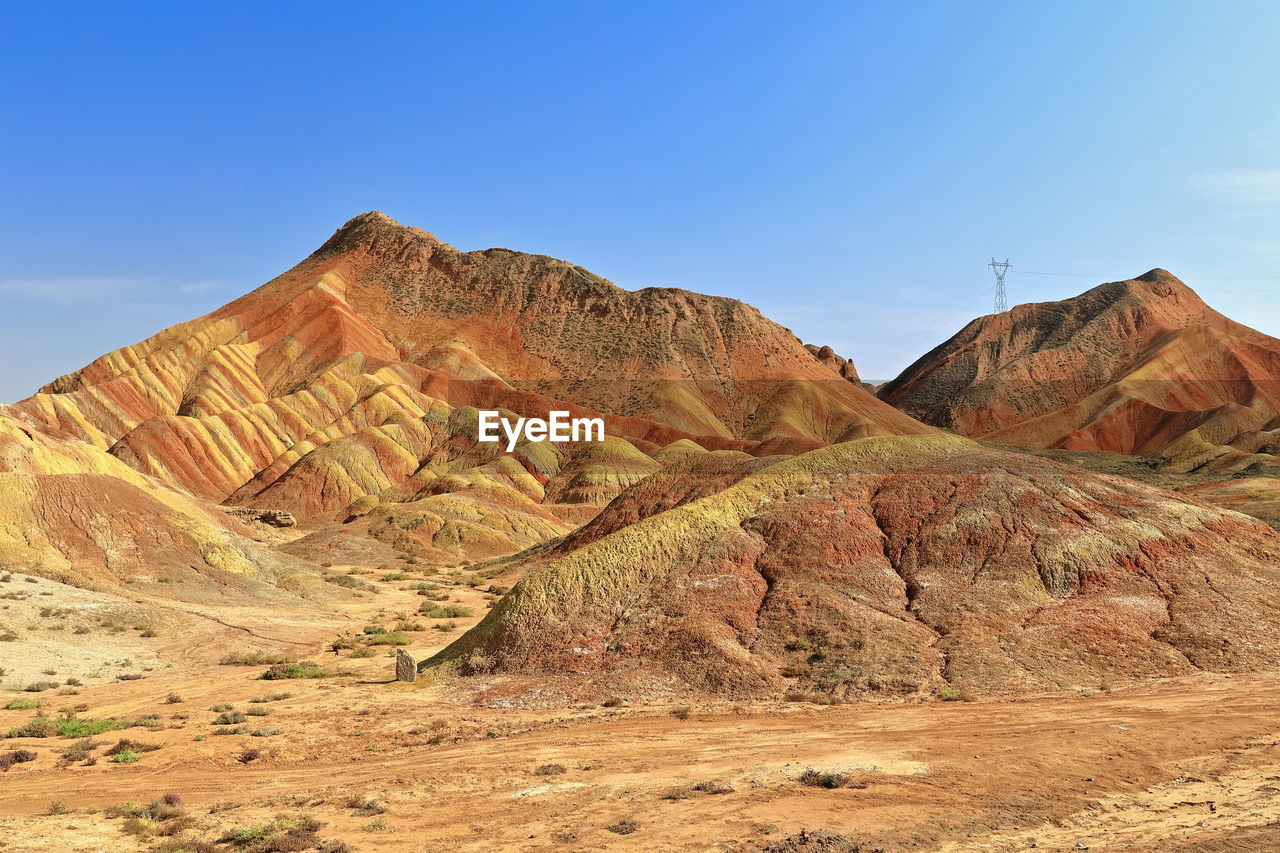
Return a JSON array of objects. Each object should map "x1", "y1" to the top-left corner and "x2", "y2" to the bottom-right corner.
[{"x1": 4, "y1": 1, "x2": 1280, "y2": 401}]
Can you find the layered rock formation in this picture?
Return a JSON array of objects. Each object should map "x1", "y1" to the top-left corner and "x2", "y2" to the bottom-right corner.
[
  {"x1": 0, "y1": 408, "x2": 317, "y2": 593},
  {"x1": 428, "y1": 434, "x2": 1280, "y2": 699},
  {"x1": 7, "y1": 212, "x2": 927, "y2": 527},
  {"x1": 878, "y1": 270, "x2": 1280, "y2": 473}
]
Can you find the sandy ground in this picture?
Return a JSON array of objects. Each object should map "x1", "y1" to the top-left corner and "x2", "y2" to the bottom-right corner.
[{"x1": 1, "y1": 567, "x2": 1278, "y2": 853}]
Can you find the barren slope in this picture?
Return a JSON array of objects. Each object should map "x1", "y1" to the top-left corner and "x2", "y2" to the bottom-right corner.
[{"x1": 427, "y1": 434, "x2": 1280, "y2": 701}]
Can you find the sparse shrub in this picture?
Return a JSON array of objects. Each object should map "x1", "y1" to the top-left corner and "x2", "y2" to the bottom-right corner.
[
  {"x1": 938, "y1": 687, "x2": 968, "y2": 702},
  {"x1": 670, "y1": 706, "x2": 691, "y2": 720},
  {"x1": 46, "y1": 799, "x2": 70, "y2": 814},
  {"x1": 221, "y1": 651, "x2": 290, "y2": 666},
  {"x1": 212, "y1": 726, "x2": 251, "y2": 735},
  {"x1": 533, "y1": 763, "x2": 566, "y2": 776},
  {"x1": 24, "y1": 680, "x2": 60, "y2": 693},
  {"x1": 7, "y1": 716, "x2": 56, "y2": 738},
  {"x1": 381, "y1": 572, "x2": 410, "y2": 581},
  {"x1": 785, "y1": 637, "x2": 812, "y2": 651},
  {"x1": 4, "y1": 698, "x2": 43, "y2": 710},
  {"x1": 601, "y1": 697, "x2": 623, "y2": 708},
  {"x1": 106, "y1": 738, "x2": 160, "y2": 756},
  {"x1": 210, "y1": 703, "x2": 234, "y2": 712},
  {"x1": 218, "y1": 815, "x2": 323, "y2": 849},
  {"x1": 116, "y1": 673, "x2": 144, "y2": 681},
  {"x1": 325, "y1": 574, "x2": 377, "y2": 593},
  {"x1": 140, "y1": 629, "x2": 158, "y2": 638},
  {"x1": 606, "y1": 818, "x2": 639, "y2": 835},
  {"x1": 366, "y1": 631, "x2": 410, "y2": 646},
  {"x1": 55, "y1": 716, "x2": 121, "y2": 738},
  {"x1": 0, "y1": 749, "x2": 38, "y2": 771},
  {"x1": 798, "y1": 768, "x2": 849, "y2": 789},
  {"x1": 249, "y1": 693, "x2": 291, "y2": 703},
  {"x1": 317, "y1": 841, "x2": 354, "y2": 853},
  {"x1": 261, "y1": 661, "x2": 331, "y2": 680},
  {"x1": 165, "y1": 692, "x2": 183, "y2": 704},
  {"x1": 60, "y1": 738, "x2": 98, "y2": 763},
  {"x1": 245, "y1": 706, "x2": 271, "y2": 717},
  {"x1": 129, "y1": 713, "x2": 165, "y2": 729},
  {"x1": 250, "y1": 727, "x2": 282, "y2": 737},
  {"x1": 661, "y1": 786, "x2": 692, "y2": 800},
  {"x1": 692, "y1": 779, "x2": 734, "y2": 794},
  {"x1": 112, "y1": 749, "x2": 141, "y2": 763},
  {"x1": 421, "y1": 605, "x2": 472, "y2": 618},
  {"x1": 237, "y1": 747, "x2": 261, "y2": 763},
  {"x1": 73, "y1": 626, "x2": 91, "y2": 634},
  {"x1": 349, "y1": 647, "x2": 375, "y2": 658},
  {"x1": 214, "y1": 711, "x2": 247, "y2": 725},
  {"x1": 780, "y1": 663, "x2": 811, "y2": 677},
  {"x1": 346, "y1": 796, "x2": 387, "y2": 816}
]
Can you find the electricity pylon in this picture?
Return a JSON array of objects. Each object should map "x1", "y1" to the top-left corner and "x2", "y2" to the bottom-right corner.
[{"x1": 989, "y1": 258, "x2": 1011, "y2": 313}]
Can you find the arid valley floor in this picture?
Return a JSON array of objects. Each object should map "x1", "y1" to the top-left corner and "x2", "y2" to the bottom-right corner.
[{"x1": 2, "y1": 553, "x2": 1279, "y2": 853}]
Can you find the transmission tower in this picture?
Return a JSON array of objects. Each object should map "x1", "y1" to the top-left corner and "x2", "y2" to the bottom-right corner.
[{"x1": 989, "y1": 258, "x2": 1011, "y2": 313}]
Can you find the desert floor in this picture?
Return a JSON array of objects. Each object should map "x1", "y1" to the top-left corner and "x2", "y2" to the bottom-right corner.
[{"x1": 1, "y1": 566, "x2": 1277, "y2": 853}]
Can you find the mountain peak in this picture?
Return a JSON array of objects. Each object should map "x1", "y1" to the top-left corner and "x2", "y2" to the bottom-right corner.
[
  {"x1": 1086, "y1": 268, "x2": 1206, "y2": 315},
  {"x1": 314, "y1": 210, "x2": 454, "y2": 259},
  {"x1": 1134, "y1": 267, "x2": 1179, "y2": 284}
]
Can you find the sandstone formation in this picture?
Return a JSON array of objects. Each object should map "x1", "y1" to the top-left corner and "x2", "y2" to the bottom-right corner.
[
  {"x1": 879, "y1": 270, "x2": 1280, "y2": 473},
  {"x1": 804, "y1": 344, "x2": 860, "y2": 383},
  {"x1": 6, "y1": 212, "x2": 928, "y2": 534},
  {"x1": 428, "y1": 434, "x2": 1280, "y2": 699},
  {"x1": 0, "y1": 408, "x2": 318, "y2": 593}
]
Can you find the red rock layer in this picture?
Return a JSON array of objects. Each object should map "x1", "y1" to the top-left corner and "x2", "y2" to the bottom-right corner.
[{"x1": 428, "y1": 435, "x2": 1280, "y2": 700}]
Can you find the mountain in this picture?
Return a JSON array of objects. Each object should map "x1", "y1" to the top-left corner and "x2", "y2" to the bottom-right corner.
[
  {"x1": 426, "y1": 434, "x2": 1280, "y2": 701},
  {"x1": 6, "y1": 212, "x2": 929, "y2": 527},
  {"x1": 878, "y1": 270, "x2": 1280, "y2": 473}
]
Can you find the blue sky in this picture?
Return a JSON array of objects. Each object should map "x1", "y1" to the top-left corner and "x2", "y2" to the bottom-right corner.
[{"x1": 4, "y1": 1, "x2": 1280, "y2": 401}]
